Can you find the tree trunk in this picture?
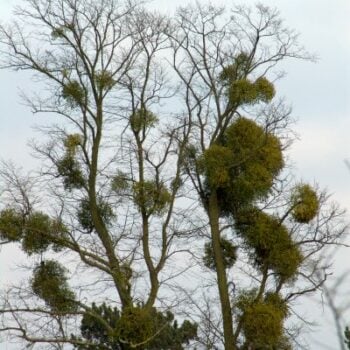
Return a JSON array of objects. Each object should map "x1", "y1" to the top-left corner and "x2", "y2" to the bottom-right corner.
[{"x1": 208, "y1": 191, "x2": 236, "y2": 350}]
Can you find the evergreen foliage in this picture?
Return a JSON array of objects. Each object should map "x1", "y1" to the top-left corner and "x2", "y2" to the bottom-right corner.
[
  {"x1": 22, "y1": 212, "x2": 53, "y2": 255},
  {"x1": 203, "y1": 238, "x2": 237, "y2": 270},
  {"x1": 77, "y1": 197, "x2": 115, "y2": 233},
  {"x1": 72, "y1": 303, "x2": 197, "y2": 350},
  {"x1": 31, "y1": 260, "x2": 76, "y2": 313},
  {"x1": 196, "y1": 60, "x2": 319, "y2": 347},
  {"x1": 291, "y1": 184, "x2": 319, "y2": 223},
  {"x1": 0, "y1": 208, "x2": 68, "y2": 254},
  {"x1": 130, "y1": 109, "x2": 158, "y2": 134},
  {"x1": 237, "y1": 291, "x2": 288, "y2": 348},
  {"x1": 235, "y1": 208, "x2": 302, "y2": 280},
  {"x1": 57, "y1": 134, "x2": 85, "y2": 190},
  {"x1": 51, "y1": 26, "x2": 67, "y2": 39},
  {"x1": 219, "y1": 53, "x2": 250, "y2": 81},
  {"x1": 200, "y1": 117, "x2": 284, "y2": 212},
  {"x1": 57, "y1": 155, "x2": 85, "y2": 190},
  {"x1": 0, "y1": 1, "x2": 343, "y2": 349},
  {"x1": 0, "y1": 208, "x2": 23, "y2": 241},
  {"x1": 95, "y1": 70, "x2": 115, "y2": 91},
  {"x1": 62, "y1": 80, "x2": 86, "y2": 107},
  {"x1": 64, "y1": 134, "x2": 82, "y2": 155},
  {"x1": 132, "y1": 181, "x2": 172, "y2": 216},
  {"x1": 220, "y1": 56, "x2": 275, "y2": 106},
  {"x1": 111, "y1": 172, "x2": 130, "y2": 195}
]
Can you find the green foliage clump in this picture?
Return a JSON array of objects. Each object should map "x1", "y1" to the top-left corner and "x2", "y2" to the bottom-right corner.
[
  {"x1": 220, "y1": 54, "x2": 275, "y2": 106},
  {"x1": 73, "y1": 303, "x2": 197, "y2": 350},
  {"x1": 31, "y1": 260, "x2": 76, "y2": 313},
  {"x1": 72, "y1": 302, "x2": 121, "y2": 349},
  {"x1": 224, "y1": 117, "x2": 283, "y2": 208},
  {"x1": 291, "y1": 184, "x2": 319, "y2": 223},
  {"x1": 22, "y1": 212, "x2": 53, "y2": 255},
  {"x1": 225, "y1": 117, "x2": 283, "y2": 178},
  {"x1": 57, "y1": 135, "x2": 85, "y2": 190},
  {"x1": 111, "y1": 171, "x2": 130, "y2": 195},
  {"x1": 203, "y1": 238, "x2": 237, "y2": 270},
  {"x1": 57, "y1": 155, "x2": 85, "y2": 190},
  {"x1": 130, "y1": 108, "x2": 158, "y2": 133},
  {"x1": 0, "y1": 207, "x2": 68, "y2": 254},
  {"x1": 200, "y1": 117, "x2": 283, "y2": 211},
  {"x1": 237, "y1": 291, "x2": 287, "y2": 348},
  {"x1": 22, "y1": 212, "x2": 68, "y2": 254},
  {"x1": 95, "y1": 70, "x2": 115, "y2": 91},
  {"x1": 133, "y1": 180, "x2": 172, "y2": 216},
  {"x1": 117, "y1": 306, "x2": 154, "y2": 345},
  {"x1": 0, "y1": 208, "x2": 23, "y2": 241},
  {"x1": 264, "y1": 292, "x2": 288, "y2": 318},
  {"x1": 51, "y1": 26, "x2": 67, "y2": 39},
  {"x1": 254, "y1": 77, "x2": 276, "y2": 102},
  {"x1": 235, "y1": 208, "x2": 302, "y2": 280},
  {"x1": 50, "y1": 219, "x2": 70, "y2": 252},
  {"x1": 274, "y1": 337, "x2": 293, "y2": 350},
  {"x1": 62, "y1": 80, "x2": 86, "y2": 107},
  {"x1": 270, "y1": 243, "x2": 303, "y2": 282},
  {"x1": 199, "y1": 145, "x2": 233, "y2": 188},
  {"x1": 64, "y1": 134, "x2": 82, "y2": 155},
  {"x1": 219, "y1": 52, "x2": 250, "y2": 81},
  {"x1": 227, "y1": 79, "x2": 258, "y2": 105},
  {"x1": 242, "y1": 302, "x2": 284, "y2": 348},
  {"x1": 77, "y1": 197, "x2": 114, "y2": 233}
]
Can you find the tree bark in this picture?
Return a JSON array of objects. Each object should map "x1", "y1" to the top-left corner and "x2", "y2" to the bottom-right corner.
[{"x1": 208, "y1": 191, "x2": 236, "y2": 350}]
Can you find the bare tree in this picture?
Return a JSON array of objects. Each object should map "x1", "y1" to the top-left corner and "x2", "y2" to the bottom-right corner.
[
  {"x1": 0, "y1": 0, "x2": 196, "y2": 348},
  {"x1": 169, "y1": 3, "x2": 347, "y2": 349},
  {"x1": 0, "y1": 1, "x2": 347, "y2": 349}
]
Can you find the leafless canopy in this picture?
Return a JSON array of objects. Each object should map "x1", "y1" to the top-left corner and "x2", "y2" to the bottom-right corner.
[{"x1": 0, "y1": 1, "x2": 345, "y2": 349}]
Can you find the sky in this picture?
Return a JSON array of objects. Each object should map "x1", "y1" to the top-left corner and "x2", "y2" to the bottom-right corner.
[{"x1": 0, "y1": 0, "x2": 349, "y2": 349}]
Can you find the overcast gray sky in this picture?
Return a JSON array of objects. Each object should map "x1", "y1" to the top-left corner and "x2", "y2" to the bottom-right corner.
[{"x1": 0, "y1": 0, "x2": 349, "y2": 349}]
